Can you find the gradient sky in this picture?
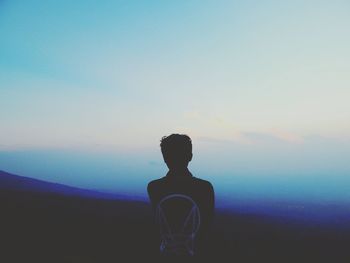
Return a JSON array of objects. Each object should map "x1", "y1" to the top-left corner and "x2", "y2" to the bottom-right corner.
[{"x1": 1, "y1": 1, "x2": 350, "y2": 205}]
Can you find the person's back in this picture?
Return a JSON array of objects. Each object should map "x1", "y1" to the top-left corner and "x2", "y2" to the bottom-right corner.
[{"x1": 147, "y1": 134, "x2": 214, "y2": 256}]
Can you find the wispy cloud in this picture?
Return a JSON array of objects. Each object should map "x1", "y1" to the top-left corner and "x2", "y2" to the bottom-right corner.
[{"x1": 184, "y1": 110, "x2": 305, "y2": 145}]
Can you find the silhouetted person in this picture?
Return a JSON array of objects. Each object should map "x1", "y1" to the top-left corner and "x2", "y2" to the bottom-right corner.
[{"x1": 148, "y1": 134, "x2": 215, "y2": 256}]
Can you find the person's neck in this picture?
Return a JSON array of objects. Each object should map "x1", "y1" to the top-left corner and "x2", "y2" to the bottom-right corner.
[{"x1": 168, "y1": 167, "x2": 190, "y2": 176}]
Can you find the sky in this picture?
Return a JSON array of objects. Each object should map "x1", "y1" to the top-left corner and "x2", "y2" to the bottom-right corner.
[{"x1": 1, "y1": 1, "x2": 350, "y2": 206}]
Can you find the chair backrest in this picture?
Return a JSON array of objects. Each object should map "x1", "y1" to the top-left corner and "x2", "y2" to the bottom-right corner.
[{"x1": 156, "y1": 194, "x2": 201, "y2": 256}]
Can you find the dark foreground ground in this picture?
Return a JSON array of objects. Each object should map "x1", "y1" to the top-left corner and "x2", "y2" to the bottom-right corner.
[{"x1": 1, "y1": 171, "x2": 350, "y2": 262}]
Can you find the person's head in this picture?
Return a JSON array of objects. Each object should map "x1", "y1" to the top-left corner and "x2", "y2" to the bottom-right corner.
[{"x1": 160, "y1": 134, "x2": 193, "y2": 170}]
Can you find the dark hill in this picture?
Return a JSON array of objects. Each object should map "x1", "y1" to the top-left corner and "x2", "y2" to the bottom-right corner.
[
  {"x1": 0, "y1": 170, "x2": 122, "y2": 199},
  {"x1": 1, "y1": 170, "x2": 349, "y2": 262}
]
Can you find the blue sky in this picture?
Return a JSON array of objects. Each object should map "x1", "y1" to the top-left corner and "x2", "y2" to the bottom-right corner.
[{"x1": 1, "y1": 1, "x2": 350, "y2": 205}]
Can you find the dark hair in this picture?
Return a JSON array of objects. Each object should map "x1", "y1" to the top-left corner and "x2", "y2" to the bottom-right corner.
[{"x1": 160, "y1": 134, "x2": 192, "y2": 166}]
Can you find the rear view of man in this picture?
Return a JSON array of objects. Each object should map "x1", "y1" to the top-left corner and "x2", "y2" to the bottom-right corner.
[{"x1": 148, "y1": 134, "x2": 215, "y2": 256}]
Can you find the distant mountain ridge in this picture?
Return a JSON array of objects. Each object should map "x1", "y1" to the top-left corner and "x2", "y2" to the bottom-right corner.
[
  {"x1": 1, "y1": 170, "x2": 349, "y2": 226},
  {"x1": 0, "y1": 170, "x2": 123, "y2": 200}
]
